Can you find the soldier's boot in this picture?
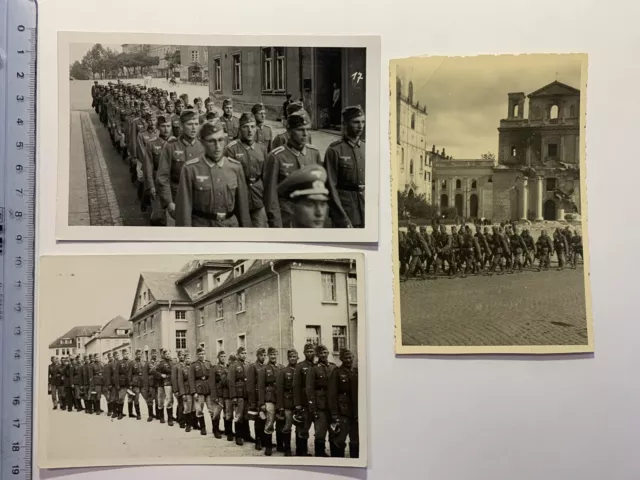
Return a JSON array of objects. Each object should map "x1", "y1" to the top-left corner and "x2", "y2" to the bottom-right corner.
[
  {"x1": 178, "y1": 410, "x2": 185, "y2": 428},
  {"x1": 255, "y1": 425, "x2": 263, "y2": 450},
  {"x1": 226, "y1": 420, "x2": 234, "y2": 441},
  {"x1": 67, "y1": 401, "x2": 73, "y2": 412},
  {"x1": 199, "y1": 416, "x2": 206, "y2": 436},
  {"x1": 283, "y1": 435, "x2": 292, "y2": 456},
  {"x1": 244, "y1": 421, "x2": 255, "y2": 443},
  {"x1": 159, "y1": 409, "x2": 166, "y2": 424},
  {"x1": 349, "y1": 443, "x2": 359, "y2": 458},
  {"x1": 264, "y1": 433, "x2": 273, "y2": 456},
  {"x1": 154, "y1": 405, "x2": 160, "y2": 420},
  {"x1": 168, "y1": 412, "x2": 174, "y2": 427},
  {"x1": 234, "y1": 422, "x2": 244, "y2": 446},
  {"x1": 94, "y1": 400, "x2": 101, "y2": 415},
  {"x1": 192, "y1": 413, "x2": 200, "y2": 433},
  {"x1": 276, "y1": 429, "x2": 285, "y2": 452},
  {"x1": 108, "y1": 402, "x2": 113, "y2": 416},
  {"x1": 128, "y1": 401, "x2": 135, "y2": 418},
  {"x1": 86, "y1": 400, "x2": 92, "y2": 414},
  {"x1": 329, "y1": 442, "x2": 341, "y2": 457},
  {"x1": 212, "y1": 416, "x2": 222, "y2": 439},
  {"x1": 134, "y1": 403, "x2": 141, "y2": 420},
  {"x1": 314, "y1": 440, "x2": 328, "y2": 457},
  {"x1": 295, "y1": 437, "x2": 307, "y2": 456},
  {"x1": 147, "y1": 404, "x2": 154, "y2": 422},
  {"x1": 185, "y1": 413, "x2": 192, "y2": 432},
  {"x1": 117, "y1": 403, "x2": 124, "y2": 420}
]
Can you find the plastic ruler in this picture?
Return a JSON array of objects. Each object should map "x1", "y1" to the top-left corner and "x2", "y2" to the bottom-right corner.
[{"x1": 0, "y1": 0, "x2": 37, "y2": 479}]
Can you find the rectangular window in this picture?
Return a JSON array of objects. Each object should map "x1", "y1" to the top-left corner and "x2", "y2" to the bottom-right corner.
[
  {"x1": 546, "y1": 178, "x2": 557, "y2": 191},
  {"x1": 232, "y1": 53, "x2": 242, "y2": 92},
  {"x1": 237, "y1": 334, "x2": 246, "y2": 350},
  {"x1": 191, "y1": 49, "x2": 199, "y2": 63},
  {"x1": 275, "y1": 47, "x2": 286, "y2": 91},
  {"x1": 348, "y1": 276, "x2": 358, "y2": 304},
  {"x1": 306, "y1": 326, "x2": 321, "y2": 346},
  {"x1": 199, "y1": 342, "x2": 205, "y2": 350},
  {"x1": 214, "y1": 57, "x2": 222, "y2": 92},
  {"x1": 143, "y1": 319, "x2": 147, "y2": 334},
  {"x1": 236, "y1": 291, "x2": 246, "y2": 313},
  {"x1": 56, "y1": 349, "x2": 59, "y2": 356},
  {"x1": 548, "y1": 143, "x2": 558, "y2": 157},
  {"x1": 321, "y1": 273, "x2": 337, "y2": 302},
  {"x1": 262, "y1": 48, "x2": 273, "y2": 91},
  {"x1": 441, "y1": 180, "x2": 447, "y2": 189},
  {"x1": 332, "y1": 326, "x2": 347, "y2": 353},
  {"x1": 175, "y1": 330, "x2": 187, "y2": 350},
  {"x1": 234, "y1": 264, "x2": 245, "y2": 277},
  {"x1": 149, "y1": 315, "x2": 154, "y2": 332},
  {"x1": 215, "y1": 300, "x2": 224, "y2": 320},
  {"x1": 198, "y1": 308, "x2": 205, "y2": 327},
  {"x1": 217, "y1": 339, "x2": 224, "y2": 353},
  {"x1": 175, "y1": 310, "x2": 186, "y2": 320}
]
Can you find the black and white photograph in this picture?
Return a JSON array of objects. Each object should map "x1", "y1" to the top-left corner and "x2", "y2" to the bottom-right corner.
[
  {"x1": 391, "y1": 54, "x2": 594, "y2": 354},
  {"x1": 57, "y1": 32, "x2": 380, "y2": 242},
  {"x1": 37, "y1": 254, "x2": 366, "y2": 468}
]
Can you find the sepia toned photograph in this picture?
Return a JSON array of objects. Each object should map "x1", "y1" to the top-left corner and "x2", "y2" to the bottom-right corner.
[
  {"x1": 57, "y1": 32, "x2": 380, "y2": 243},
  {"x1": 391, "y1": 54, "x2": 593, "y2": 354},
  {"x1": 37, "y1": 254, "x2": 366, "y2": 468}
]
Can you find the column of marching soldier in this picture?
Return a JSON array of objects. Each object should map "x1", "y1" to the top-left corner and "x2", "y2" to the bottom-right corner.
[
  {"x1": 89, "y1": 80, "x2": 366, "y2": 229},
  {"x1": 399, "y1": 221, "x2": 584, "y2": 280},
  {"x1": 48, "y1": 344, "x2": 359, "y2": 458}
]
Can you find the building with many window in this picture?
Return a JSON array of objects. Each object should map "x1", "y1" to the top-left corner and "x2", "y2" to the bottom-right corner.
[
  {"x1": 84, "y1": 315, "x2": 132, "y2": 361},
  {"x1": 180, "y1": 46, "x2": 209, "y2": 82},
  {"x1": 122, "y1": 44, "x2": 144, "y2": 55},
  {"x1": 128, "y1": 259, "x2": 358, "y2": 364},
  {"x1": 47, "y1": 325, "x2": 102, "y2": 359},
  {"x1": 146, "y1": 45, "x2": 179, "y2": 79},
  {"x1": 207, "y1": 47, "x2": 366, "y2": 129},
  {"x1": 395, "y1": 78, "x2": 432, "y2": 201}
]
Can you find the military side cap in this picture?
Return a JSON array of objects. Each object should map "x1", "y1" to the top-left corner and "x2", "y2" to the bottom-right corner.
[
  {"x1": 342, "y1": 105, "x2": 364, "y2": 122},
  {"x1": 287, "y1": 349, "x2": 298, "y2": 356},
  {"x1": 237, "y1": 346, "x2": 246, "y2": 354},
  {"x1": 143, "y1": 112, "x2": 155, "y2": 122},
  {"x1": 205, "y1": 112, "x2": 218, "y2": 121},
  {"x1": 287, "y1": 110, "x2": 311, "y2": 129},
  {"x1": 156, "y1": 114, "x2": 169, "y2": 125},
  {"x1": 199, "y1": 119, "x2": 224, "y2": 138},
  {"x1": 180, "y1": 109, "x2": 198, "y2": 123},
  {"x1": 315, "y1": 344, "x2": 329, "y2": 354},
  {"x1": 277, "y1": 165, "x2": 329, "y2": 201},
  {"x1": 135, "y1": 349, "x2": 142, "y2": 354},
  {"x1": 222, "y1": 98, "x2": 233, "y2": 107},
  {"x1": 256, "y1": 347, "x2": 266, "y2": 355},
  {"x1": 267, "y1": 347, "x2": 278, "y2": 355},
  {"x1": 304, "y1": 343, "x2": 315, "y2": 351},
  {"x1": 339, "y1": 349, "x2": 353, "y2": 360},
  {"x1": 150, "y1": 348, "x2": 157, "y2": 353},
  {"x1": 217, "y1": 350, "x2": 226, "y2": 357},
  {"x1": 286, "y1": 101, "x2": 304, "y2": 116},
  {"x1": 251, "y1": 103, "x2": 266, "y2": 114},
  {"x1": 239, "y1": 112, "x2": 256, "y2": 127}
]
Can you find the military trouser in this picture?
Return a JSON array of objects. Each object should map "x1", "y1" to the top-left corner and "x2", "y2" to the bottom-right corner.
[
  {"x1": 56, "y1": 386, "x2": 65, "y2": 406},
  {"x1": 282, "y1": 409, "x2": 294, "y2": 434},
  {"x1": 313, "y1": 410, "x2": 330, "y2": 441},
  {"x1": 90, "y1": 385, "x2": 103, "y2": 401},
  {"x1": 129, "y1": 386, "x2": 141, "y2": 405},
  {"x1": 405, "y1": 255, "x2": 424, "y2": 279},
  {"x1": 193, "y1": 393, "x2": 215, "y2": 418},
  {"x1": 51, "y1": 385, "x2": 59, "y2": 407},
  {"x1": 146, "y1": 386, "x2": 158, "y2": 411},
  {"x1": 296, "y1": 408, "x2": 312, "y2": 440},
  {"x1": 224, "y1": 398, "x2": 235, "y2": 421},
  {"x1": 250, "y1": 207, "x2": 268, "y2": 228},
  {"x1": 264, "y1": 402, "x2": 277, "y2": 434},
  {"x1": 157, "y1": 385, "x2": 173, "y2": 410},
  {"x1": 523, "y1": 251, "x2": 535, "y2": 267},
  {"x1": 233, "y1": 397, "x2": 247, "y2": 423},
  {"x1": 557, "y1": 250, "x2": 566, "y2": 269},
  {"x1": 330, "y1": 417, "x2": 359, "y2": 457},
  {"x1": 538, "y1": 250, "x2": 551, "y2": 270},
  {"x1": 109, "y1": 385, "x2": 119, "y2": 403},
  {"x1": 490, "y1": 252, "x2": 505, "y2": 273},
  {"x1": 149, "y1": 189, "x2": 167, "y2": 226},
  {"x1": 572, "y1": 248, "x2": 583, "y2": 267},
  {"x1": 64, "y1": 387, "x2": 73, "y2": 409},
  {"x1": 181, "y1": 394, "x2": 193, "y2": 414},
  {"x1": 512, "y1": 249, "x2": 524, "y2": 271},
  {"x1": 118, "y1": 386, "x2": 128, "y2": 404}
]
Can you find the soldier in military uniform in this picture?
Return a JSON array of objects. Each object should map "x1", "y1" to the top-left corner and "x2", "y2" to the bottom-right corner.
[
  {"x1": 156, "y1": 109, "x2": 205, "y2": 224},
  {"x1": 258, "y1": 347, "x2": 284, "y2": 456},
  {"x1": 69, "y1": 357, "x2": 82, "y2": 411},
  {"x1": 142, "y1": 114, "x2": 172, "y2": 226},
  {"x1": 324, "y1": 106, "x2": 366, "y2": 228},
  {"x1": 166, "y1": 100, "x2": 181, "y2": 138},
  {"x1": 224, "y1": 113, "x2": 269, "y2": 227},
  {"x1": 521, "y1": 228, "x2": 536, "y2": 268},
  {"x1": 571, "y1": 231, "x2": 583, "y2": 268},
  {"x1": 400, "y1": 223, "x2": 429, "y2": 281},
  {"x1": 328, "y1": 349, "x2": 359, "y2": 458},
  {"x1": 128, "y1": 102, "x2": 150, "y2": 195},
  {"x1": 172, "y1": 351, "x2": 186, "y2": 428},
  {"x1": 252, "y1": 103, "x2": 273, "y2": 152},
  {"x1": 48, "y1": 357, "x2": 56, "y2": 409},
  {"x1": 88, "y1": 354, "x2": 104, "y2": 415},
  {"x1": 434, "y1": 225, "x2": 452, "y2": 277},
  {"x1": 306, "y1": 345, "x2": 336, "y2": 457},
  {"x1": 293, "y1": 343, "x2": 316, "y2": 456},
  {"x1": 263, "y1": 110, "x2": 322, "y2": 228},
  {"x1": 487, "y1": 226, "x2": 510, "y2": 276},
  {"x1": 101, "y1": 353, "x2": 113, "y2": 416},
  {"x1": 247, "y1": 347, "x2": 267, "y2": 450},
  {"x1": 460, "y1": 226, "x2": 482, "y2": 276},
  {"x1": 276, "y1": 165, "x2": 330, "y2": 229},
  {"x1": 221, "y1": 352, "x2": 236, "y2": 441},
  {"x1": 111, "y1": 351, "x2": 127, "y2": 420},
  {"x1": 175, "y1": 119, "x2": 251, "y2": 227},
  {"x1": 50, "y1": 357, "x2": 62, "y2": 410},
  {"x1": 156, "y1": 349, "x2": 175, "y2": 426},
  {"x1": 143, "y1": 348, "x2": 159, "y2": 422},
  {"x1": 128, "y1": 349, "x2": 145, "y2": 420},
  {"x1": 554, "y1": 228, "x2": 570, "y2": 270},
  {"x1": 81, "y1": 356, "x2": 91, "y2": 413},
  {"x1": 509, "y1": 228, "x2": 529, "y2": 273},
  {"x1": 61, "y1": 356, "x2": 73, "y2": 412},
  {"x1": 201, "y1": 97, "x2": 218, "y2": 124},
  {"x1": 176, "y1": 351, "x2": 194, "y2": 432},
  {"x1": 219, "y1": 99, "x2": 239, "y2": 140},
  {"x1": 229, "y1": 346, "x2": 249, "y2": 446},
  {"x1": 271, "y1": 102, "x2": 313, "y2": 151},
  {"x1": 535, "y1": 230, "x2": 554, "y2": 271},
  {"x1": 277, "y1": 349, "x2": 299, "y2": 456},
  {"x1": 188, "y1": 347, "x2": 212, "y2": 435},
  {"x1": 209, "y1": 350, "x2": 228, "y2": 439}
]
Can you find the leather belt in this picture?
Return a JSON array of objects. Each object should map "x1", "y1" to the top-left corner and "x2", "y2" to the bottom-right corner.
[
  {"x1": 192, "y1": 210, "x2": 234, "y2": 221},
  {"x1": 338, "y1": 185, "x2": 363, "y2": 192}
]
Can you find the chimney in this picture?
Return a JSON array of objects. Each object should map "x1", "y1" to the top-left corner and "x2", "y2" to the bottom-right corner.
[
  {"x1": 442, "y1": 148, "x2": 446, "y2": 157},
  {"x1": 432, "y1": 145, "x2": 436, "y2": 152}
]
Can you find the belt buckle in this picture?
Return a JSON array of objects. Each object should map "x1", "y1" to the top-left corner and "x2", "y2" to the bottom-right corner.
[
  {"x1": 201, "y1": 376, "x2": 206, "y2": 380},
  {"x1": 216, "y1": 213, "x2": 226, "y2": 221}
]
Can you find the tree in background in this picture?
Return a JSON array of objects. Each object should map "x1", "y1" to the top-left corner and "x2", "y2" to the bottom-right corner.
[
  {"x1": 164, "y1": 49, "x2": 181, "y2": 77},
  {"x1": 71, "y1": 43, "x2": 160, "y2": 80},
  {"x1": 69, "y1": 60, "x2": 91, "y2": 80},
  {"x1": 81, "y1": 43, "x2": 105, "y2": 79},
  {"x1": 397, "y1": 183, "x2": 438, "y2": 220},
  {"x1": 481, "y1": 151, "x2": 496, "y2": 163}
]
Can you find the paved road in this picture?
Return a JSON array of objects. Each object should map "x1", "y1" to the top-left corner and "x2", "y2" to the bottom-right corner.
[{"x1": 400, "y1": 266, "x2": 589, "y2": 347}]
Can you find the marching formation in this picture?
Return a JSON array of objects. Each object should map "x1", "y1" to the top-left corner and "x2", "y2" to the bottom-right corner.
[
  {"x1": 400, "y1": 221, "x2": 584, "y2": 280},
  {"x1": 90, "y1": 80, "x2": 366, "y2": 229},
  {"x1": 48, "y1": 345, "x2": 359, "y2": 459}
]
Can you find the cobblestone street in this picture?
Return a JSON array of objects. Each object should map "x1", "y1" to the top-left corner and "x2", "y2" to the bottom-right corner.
[{"x1": 400, "y1": 266, "x2": 589, "y2": 347}]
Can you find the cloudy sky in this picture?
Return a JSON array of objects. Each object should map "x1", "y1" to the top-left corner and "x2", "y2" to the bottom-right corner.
[
  {"x1": 69, "y1": 42, "x2": 123, "y2": 64},
  {"x1": 396, "y1": 54, "x2": 584, "y2": 159}
]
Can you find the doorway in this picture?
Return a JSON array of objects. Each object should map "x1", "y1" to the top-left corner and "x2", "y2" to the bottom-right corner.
[
  {"x1": 315, "y1": 48, "x2": 343, "y2": 130},
  {"x1": 543, "y1": 199, "x2": 556, "y2": 220},
  {"x1": 469, "y1": 194, "x2": 478, "y2": 218},
  {"x1": 455, "y1": 194, "x2": 463, "y2": 217},
  {"x1": 440, "y1": 194, "x2": 448, "y2": 210}
]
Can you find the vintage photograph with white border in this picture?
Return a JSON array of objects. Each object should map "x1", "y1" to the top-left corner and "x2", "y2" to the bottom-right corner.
[
  {"x1": 37, "y1": 253, "x2": 367, "y2": 468},
  {"x1": 57, "y1": 31, "x2": 380, "y2": 243},
  {"x1": 391, "y1": 54, "x2": 594, "y2": 354}
]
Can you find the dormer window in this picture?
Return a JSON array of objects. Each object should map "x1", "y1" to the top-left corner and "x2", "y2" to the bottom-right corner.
[{"x1": 234, "y1": 264, "x2": 246, "y2": 277}]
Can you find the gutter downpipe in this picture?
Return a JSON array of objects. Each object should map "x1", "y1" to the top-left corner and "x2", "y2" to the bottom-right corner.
[{"x1": 270, "y1": 262, "x2": 283, "y2": 357}]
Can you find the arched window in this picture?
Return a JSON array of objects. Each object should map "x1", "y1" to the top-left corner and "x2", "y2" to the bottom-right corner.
[
  {"x1": 411, "y1": 113, "x2": 415, "y2": 130},
  {"x1": 456, "y1": 179, "x2": 462, "y2": 189},
  {"x1": 409, "y1": 159, "x2": 414, "y2": 175},
  {"x1": 550, "y1": 105, "x2": 559, "y2": 119},
  {"x1": 471, "y1": 179, "x2": 477, "y2": 189},
  {"x1": 441, "y1": 180, "x2": 447, "y2": 189}
]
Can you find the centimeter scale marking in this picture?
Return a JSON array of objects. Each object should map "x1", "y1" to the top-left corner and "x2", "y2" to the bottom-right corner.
[{"x1": 0, "y1": 1, "x2": 37, "y2": 480}]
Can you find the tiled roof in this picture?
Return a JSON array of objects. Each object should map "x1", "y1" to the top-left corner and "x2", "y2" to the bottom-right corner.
[
  {"x1": 93, "y1": 315, "x2": 130, "y2": 339},
  {"x1": 48, "y1": 325, "x2": 101, "y2": 349},
  {"x1": 140, "y1": 272, "x2": 190, "y2": 302}
]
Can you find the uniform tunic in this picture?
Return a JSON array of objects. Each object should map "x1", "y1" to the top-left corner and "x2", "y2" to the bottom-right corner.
[
  {"x1": 306, "y1": 361, "x2": 336, "y2": 439},
  {"x1": 229, "y1": 360, "x2": 249, "y2": 421},
  {"x1": 128, "y1": 116, "x2": 146, "y2": 160},
  {"x1": 258, "y1": 363, "x2": 282, "y2": 434},
  {"x1": 263, "y1": 144, "x2": 322, "y2": 228},
  {"x1": 175, "y1": 155, "x2": 251, "y2": 227},
  {"x1": 255, "y1": 124, "x2": 273, "y2": 152},
  {"x1": 210, "y1": 363, "x2": 227, "y2": 402},
  {"x1": 137, "y1": 128, "x2": 160, "y2": 190},
  {"x1": 156, "y1": 136, "x2": 205, "y2": 209},
  {"x1": 177, "y1": 361, "x2": 194, "y2": 414},
  {"x1": 324, "y1": 137, "x2": 366, "y2": 228},
  {"x1": 224, "y1": 140, "x2": 267, "y2": 212},
  {"x1": 327, "y1": 365, "x2": 359, "y2": 451},
  {"x1": 219, "y1": 115, "x2": 239, "y2": 140},
  {"x1": 246, "y1": 362, "x2": 264, "y2": 411},
  {"x1": 271, "y1": 132, "x2": 313, "y2": 152}
]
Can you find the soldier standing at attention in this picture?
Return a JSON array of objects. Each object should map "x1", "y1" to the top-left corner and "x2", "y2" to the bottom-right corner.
[
  {"x1": 62, "y1": 357, "x2": 74, "y2": 412},
  {"x1": 252, "y1": 103, "x2": 273, "y2": 152},
  {"x1": 103, "y1": 353, "x2": 114, "y2": 416},
  {"x1": 293, "y1": 343, "x2": 316, "y2": 456},
  {"x1": 48, "y1": 357, "x2": 58, "y2": 409},
  {"x1": 128, "y1": 349, "x2": 145, "y2": 420},
  {"x1": 111, "y1": 351, "x2": 127, "y2": 420},
  {"x1": 208, "y1": 351, "x2": 227, "y2": 439},
  {"x1": 53, "y1": 357, "x2": 65, "y2": 410},
  {"x1": 189, "y1": 347, "x2": 213, "y2": 436},
  {"x1": 156, "y1": 109, "x2": 204, "y2": 225},
  {"x1": 258, "y1": 347, "x2": 283, "y2": 456},
  {"x1": 306, "y1": 345, "x2": 336, "y2": 457},
  {"x1": 219, "y1": 99, "x2": 239, "y2": 140},
  {"x1": 224, "y1": 113, "x2": 269, "y2": 227},
  {"x1": 276, "y1": 349, "x2": 299, "y2": 456},
  {"x1": 171, "y1": 351, "x2": 185, "y2": 428},
  {"x1": 71, "y1": 356, "x2": 84, "y2": 412},
  {"x1": 143, "y1": 348, "x2": 159, "y2": 422},
  {"x1": 223, "y1": 353, "x2": 237, "y2": 441},
  {"x1": 247, "y1": 348, "x2": 267, "y2": 450},
  {"x1": 177, "y1": 351, "x2": 194, "y2": 432},
  {"x1": 229, "y1": 347, "x2": 249, "y2": 446},
  {"x1": 328, "y1": 349, "x2": 359, "y2": 458},
  {"x1": 175, "y1": 119, "x2": 251, "y2": 228},
  {"x1": 156, "y1": 349, "x2": 175, "y2": 426},
  {"x1": 324, "y1": 106, "x2": 366, "y2": 228},
  {"x1": 88, "y1": 354, "x2": 104, "y2": 415},
  {"x1": 82, "y1": 355, "x2": 92, "y2": 413},
  {"x1": 264, "y1": 110, "x2": 322, "y2": 228}
]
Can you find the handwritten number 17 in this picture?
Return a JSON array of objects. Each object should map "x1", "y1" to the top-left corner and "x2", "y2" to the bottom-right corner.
[{"x1": 351, "y1": 72, "x2": 363, "y2": 84}]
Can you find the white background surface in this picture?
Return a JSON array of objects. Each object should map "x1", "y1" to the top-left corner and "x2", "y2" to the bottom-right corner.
[{"x1": 36, "y1": 0, "x2": 640, "y2": 479}]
